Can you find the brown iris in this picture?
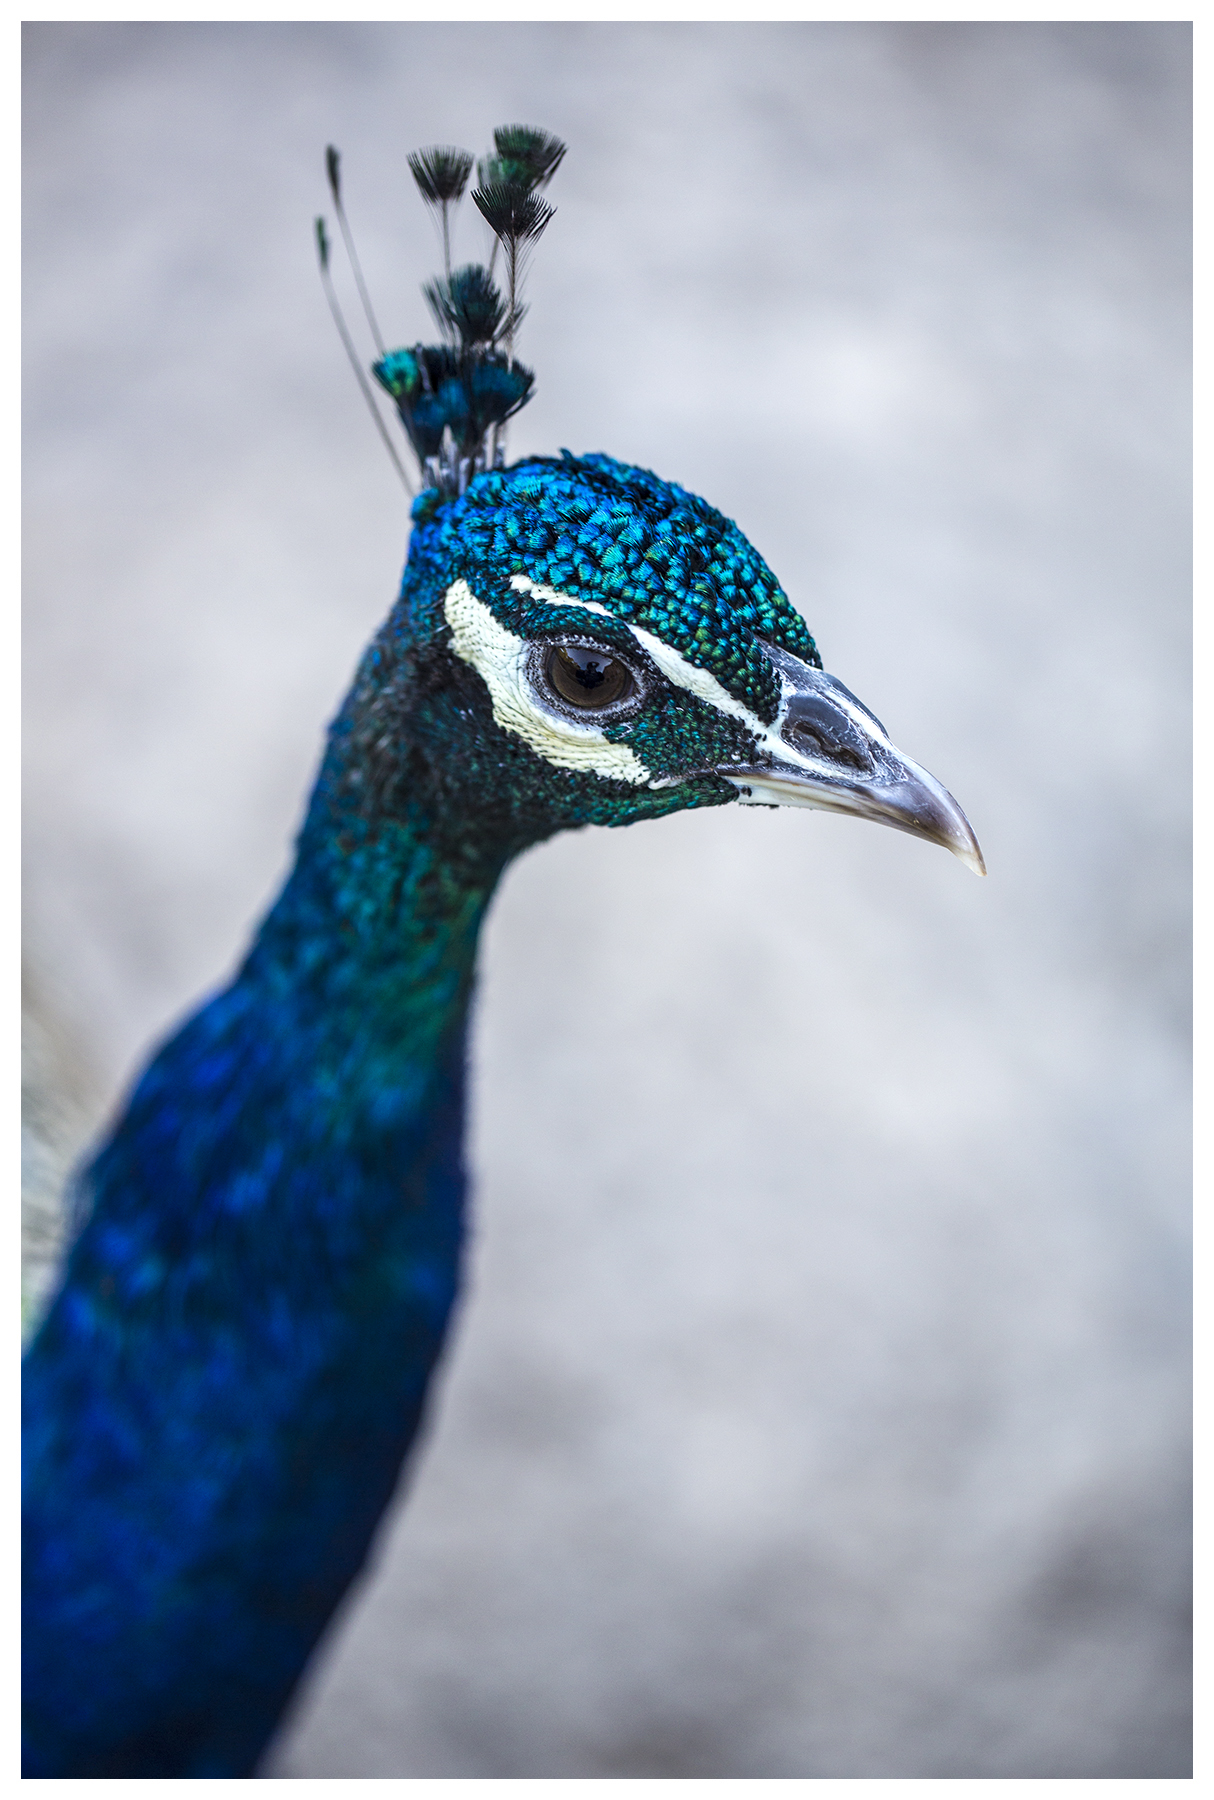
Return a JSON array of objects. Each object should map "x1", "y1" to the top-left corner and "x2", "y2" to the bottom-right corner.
[{"x1": 545, "y1": 644, "x2": 634, "y2": 710}]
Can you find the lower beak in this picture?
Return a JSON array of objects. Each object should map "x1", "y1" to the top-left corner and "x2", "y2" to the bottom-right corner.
[{"x1": 720, "y1": 651, "x2": 986, "y2": 877}]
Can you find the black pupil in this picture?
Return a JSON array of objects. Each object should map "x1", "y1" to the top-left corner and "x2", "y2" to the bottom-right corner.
[{"x1": 547, "y1": 644, "x2": 631, "y2": 710}]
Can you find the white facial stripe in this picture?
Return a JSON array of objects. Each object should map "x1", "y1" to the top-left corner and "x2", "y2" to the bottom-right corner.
[
  {"x1": 444, "y1": 580, "x2": 652, "y2": 787},
  {"x1": 633, "y1": 627, "x2": 863, "y2": 783},
  {"x1": 504, "y1": 572, "x2": 893, "y2": 799},
  {"x1": 509, "y1": 572, "x2": 852, "y2": 783},
  {"x1": 509, "y1": 573, "x2": 613, "y2": 616},
  {"x1": 511, "y1": 571, "x2": 769, "y2": 735},
  {"x1": 624, "y1": 623, "x2": 764, "y2": 732}
]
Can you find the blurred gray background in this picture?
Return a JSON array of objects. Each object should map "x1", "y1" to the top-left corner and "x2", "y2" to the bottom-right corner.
[{"x1": 23, "y1": 22, "x2": 1191, "y2": 1779}]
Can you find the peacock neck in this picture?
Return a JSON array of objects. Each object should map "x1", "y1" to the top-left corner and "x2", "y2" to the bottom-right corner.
[
  {"x1": 22, "y1": 688, "x2": 512, "y2": 1780},
  {"x1": 228, "y1": 625, "x2": 517, "y2": 1132},
  {"x1": 240, "y1": 782, "x2": 504, "y2": 1087},
  {"x1": 66, "y1": 657, "x2": 516, "y2": 1314}
]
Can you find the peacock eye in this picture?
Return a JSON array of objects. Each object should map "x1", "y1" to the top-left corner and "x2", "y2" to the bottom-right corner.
[{"x1": 542, "y1": 643, "x2": 635, "y2": 711}]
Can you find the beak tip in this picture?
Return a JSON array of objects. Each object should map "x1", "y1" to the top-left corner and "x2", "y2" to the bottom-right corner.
[{"x1": 949, "y1": 829, "x2": 987, "y2": 878}]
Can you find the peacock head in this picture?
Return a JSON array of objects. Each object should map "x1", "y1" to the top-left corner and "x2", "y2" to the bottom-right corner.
[
  {"x1": 319, "y1": 128, "x2": 984, "y2": 874},
  {"x1": 378, "y1": 452, "x2": 986, "y2": 873}
]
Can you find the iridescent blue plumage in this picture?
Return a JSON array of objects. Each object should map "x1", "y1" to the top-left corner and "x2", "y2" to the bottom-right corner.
[
  {"x1": 24, "y1": 129, "x2": 984, "y2": 1778},
  {"x1": 21, "y1": 453, "x2": 778, "y2": 1774}
]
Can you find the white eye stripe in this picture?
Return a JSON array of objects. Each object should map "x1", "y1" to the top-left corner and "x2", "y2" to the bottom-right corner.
[
  {"x1": 444, "y1": 580, "x2": 652, "y2": 787},
  {"x1": 509, "y1": 573, "x2": 613, "y2": 617},
  {"x1": 508, "y1": 572, "x2": 886, "y2": 784},
  {"x1": 509, "y1": 572, "x2": 767, "y2": 732},
  {"x1": 625, "y1": 623, "x2": 761, "y2": 732},
  {"x1": 509, "y1": 573, "x2": 838, "y2": 771},
  {"x1": 485, "y1": 572, "x2": 878, "y2": 792}
]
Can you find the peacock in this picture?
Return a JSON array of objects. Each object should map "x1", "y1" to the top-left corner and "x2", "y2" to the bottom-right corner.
[{"x1": 22, "y1": 125, "x2": 985, "y2": 1778}]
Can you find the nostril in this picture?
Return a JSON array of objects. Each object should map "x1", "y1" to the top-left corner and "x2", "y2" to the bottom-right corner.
[
  {"x1": 788, "y1": 723, "x2": 868, "y2": 770},
  {"x1": 783, "y1": 700, "x2": 871, "y2": 772}
]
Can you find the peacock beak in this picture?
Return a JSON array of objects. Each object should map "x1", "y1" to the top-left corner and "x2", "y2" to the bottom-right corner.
[{"x1": 720, "y1": 644, "x2": 987, "y2": 876}]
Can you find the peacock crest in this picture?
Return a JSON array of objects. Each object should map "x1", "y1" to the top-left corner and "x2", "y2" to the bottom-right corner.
[{"x1": 318, "y1": 124, "x2": 563, "y2": 499}]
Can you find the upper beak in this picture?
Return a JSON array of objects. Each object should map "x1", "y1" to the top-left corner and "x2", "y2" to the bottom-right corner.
[{"x1": 720, "y1": 643, "x2": 986, "y2": 877}]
